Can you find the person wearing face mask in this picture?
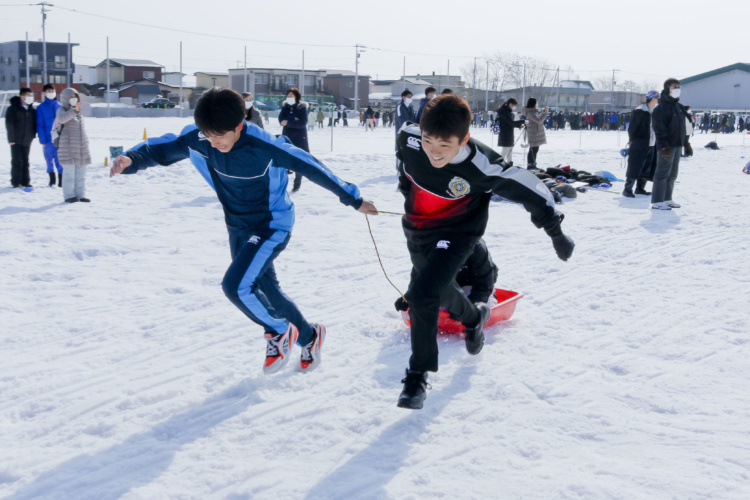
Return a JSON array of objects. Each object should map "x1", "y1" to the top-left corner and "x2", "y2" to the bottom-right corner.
[
  {"x1": 277, "y1": 88, "x2": 310, "y2": 192},
  {"x1": 523, "y1": 97, "x2": 549, "y2": 170},
  {"x1": 650, "y1": 78, "x2": 687, "y2": 210},
  {"x1": 241, "y1": 92, "x2": 264, "y2": 129},
  {"x1": 495, "y1": 98, "x2": 525, "y2": 166},
  {"x1": 395, "y1": 89, "x2": 416, "y2": 134},
  {"x1": 415, "y1": 86, "x2": 436, "y2": 123},
  {"x1": 36, "y1": 83, "x2": 64, "y2": 187},
  {"x1": 5, "y1": 87, "x2": 37, "y2": 188},
  {"x1": 623, "y1": 91, "x2": 659, "y2": 198},
  {"x1": 54, "y1": 88, "x2": 91, "y2": 203}
]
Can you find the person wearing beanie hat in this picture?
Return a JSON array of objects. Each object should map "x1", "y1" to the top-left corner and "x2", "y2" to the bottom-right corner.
[
  {"x1": 650, "y1": 78, "x2": 686, "y2": 210},
  {"x1": 623, "y1": 91, "x2": 659, "y2": 198},
  {"x1": 522, "y1": 97, "x2": 549, "y2": 169}
]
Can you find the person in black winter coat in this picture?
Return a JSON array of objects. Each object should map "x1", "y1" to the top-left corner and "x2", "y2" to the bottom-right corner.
[
  {"x1": 278, "y1": 88, "x2": 309, "y2": 192},
  {"x1": 415, "y1": 86, "x2": 436, "y2": 123},
  {"x1": 623, "y1": 91, "x2": 659, "y2": 197},
  {"x1": 5, "y1": 87, "x2": 37, "y2": 188},
  {"x1": 650, "y1": 78, "x2": 686, "y2": 210},
  {"x1": 495, "y1": 98, "x2": 525, "y2": 166}
]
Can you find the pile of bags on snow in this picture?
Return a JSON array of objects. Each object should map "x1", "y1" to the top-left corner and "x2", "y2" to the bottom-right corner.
[{"x1": 528, "y1": 165, "x2": 620, "y2": 203}]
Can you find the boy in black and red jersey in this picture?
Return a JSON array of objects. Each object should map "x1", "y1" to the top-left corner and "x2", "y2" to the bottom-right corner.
[{"x1": 395, "y1": 95, "x2": 575, "y2": 410}]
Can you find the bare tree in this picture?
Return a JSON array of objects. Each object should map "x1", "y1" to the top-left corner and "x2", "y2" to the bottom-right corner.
[
  {"x1": 620, "y1": 79, "x2": 640, "y2": 92},
  {"x1": 640, "y1": 79, "x2": 659, "y2": 93},
  {"x1": 593, "y1": 76, "x2": 612, "y2": 91}
]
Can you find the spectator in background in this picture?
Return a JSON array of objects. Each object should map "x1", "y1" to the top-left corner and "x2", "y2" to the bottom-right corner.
[
  {"x1": 682, "y1": 105, "x2": 694, "y2": 157},
  {"x1": 415, "y1": 86, "x2": 436, "y2": 123},
  {"x1": 5, "y1": 87, "x2": 36, "y2": 188},
  {"x1": 495, "y1": 98, "x2": 525, "y2": 166},
  {"x1": 395, "y1": 89, "x2": 415, "y2": 133},
  {"x1": 651, "y1": 78, "x2": 686, "y2": 210},
  {"x1": 523, "y1": 97, "x2": 549, "y2": 169},
  {"x1": 242, "y1": 92, "x2": 264, "y2": 129},
  {"x1": 623, "y1": 90, "x2": 659, "y2": 198},
  {"x1": 263, "y1": 110, "x2": 270, "y2": 124},
  {"x1": 37, "y1": 83, "x2": 63, "y2": 187},
  {"x1": 316, "y1": 108, "x2": 325, "y2": 128},
  {"x1": 364, "y1": 106, "x2": 375, "y2": 131},
  {"x1": 55, "y1": 88, "x2": 91, "y2": 203},
  {"x1": 278, "y1": 87, "x2": 309, "y2": 192},
  {"x1": 441, "y1": 88, "x2": 454, "y2": 95}
]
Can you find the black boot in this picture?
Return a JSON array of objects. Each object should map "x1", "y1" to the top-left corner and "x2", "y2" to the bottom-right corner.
[
  {"x1": 397, "y1": 369, "x2": 429, "y2": 410},
  {"x1": 58, "y1": 173, "x2": 62, "y2": 188},
  {"x1": 622, "y1": 178, "x2": 635, "y2": 198},
  {"x1": 634, "y1": 178, "x2": 651, "y2": 195},
  {"x1": 464, "y1": 303, "x2": 491, "y2": 355},
  {"x1": 48, "y1": 172, "x2": 56, "y2": 187}
]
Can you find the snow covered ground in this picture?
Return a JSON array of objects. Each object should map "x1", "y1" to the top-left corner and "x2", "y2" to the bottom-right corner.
[{"x1": 1, "y1": 118, "x2": 749, "y2": 499}]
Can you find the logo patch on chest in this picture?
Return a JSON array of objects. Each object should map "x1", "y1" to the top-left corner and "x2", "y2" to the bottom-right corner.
[
  {"x1": 407, "y1": 137, "x2": 421, "y2": 150},
  {"x1": 447, "y1": 177, "x2": 471, "y2": 198}
]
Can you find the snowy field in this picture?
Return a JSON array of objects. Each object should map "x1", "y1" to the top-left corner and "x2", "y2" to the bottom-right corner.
[{"x1": 1, "y1": 118, "x2": 749, "y2": 499}]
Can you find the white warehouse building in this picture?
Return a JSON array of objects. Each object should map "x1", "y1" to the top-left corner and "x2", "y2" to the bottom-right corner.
[{"x1": 680, "y1": 63, "x2": 750, "y2": 111}]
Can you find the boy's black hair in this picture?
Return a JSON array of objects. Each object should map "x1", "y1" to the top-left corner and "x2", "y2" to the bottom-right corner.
[
  {"x1": 43, "y1": 83, "x2": 55, "y2": 91},
  {"x1": 506, "y1": 97, "x2": 518, "y2": 106},
  {"x1": 425, "y1": 86, "x2": 437, "y2": 95},
  {"x1": 441, "y1": 88, "x2": 454, "y2": 95},
  {"x1": 194, "y1": 88, "x2": 246, "y2": 136},
  {"x1": 19, "y1": 87, "x2": 32, "y2": 95},
  {"x1": 419, "y1": 94, "x2": 472, "y2": 142},
  {"x1": 663, "y1": 78, "x2": 680, "y2": 91},
  {"x1": 401, "y1": 89, "x2": 413, "y2": 98}
]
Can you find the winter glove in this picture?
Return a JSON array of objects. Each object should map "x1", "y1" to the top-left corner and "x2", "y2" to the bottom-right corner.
[
  {"x1": 394, "y1": 296, "x2": 409, "y2": 312},
  {"x1": 544, "y1": 221, "x2": 575, "y2": 262},
  {"x1": 662, "y1": 147, "x2": 671, "y2": 160},
  {"x1": 684, "y1": 143, "x2": 693, "y2": 157}
]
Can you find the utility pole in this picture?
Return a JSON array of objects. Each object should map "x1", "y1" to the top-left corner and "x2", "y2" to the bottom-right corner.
[
  {"x1": 25, "y1": 32, "x2": 30, "y2": 86},
  {"x1": 402, "y1": 56, "x2": 406, "y2": 92},
  {"x1": 301, "y1": 50, "x2": 305, "y2": 98},
  {"x1": 106, "y1": 36, "x2": 110, "y2": 118},
  {"x1": 40, "y1": 2, "x2": 52, "y2": 84},
  {"x1": 179, "y1": 41, "x2": 183, "y2": 118},
  {"x1": 67, "y1": 32, "x2": 71, "y2": 87},
  {"x1": 243, "y1": 46, "x2": 247, "y2": 93},
  {"x1": 611, "y1": 69, "x2": 619, "y2": 112},
  {"x1": 485, "y1": 59, "x2": 489, "y2": 112},
  {"x1": 353, "y1": 45, "x2": 364, "y2": 111},
  {"x1": 472, "y1": 57, "x2": 476, "y2": 111},
  {"x1": 522, "y1": 63, "x2": 526, "y2": 110},
  {"x1": 555, "y1": 67, "x2": 560, "y2": 109}
]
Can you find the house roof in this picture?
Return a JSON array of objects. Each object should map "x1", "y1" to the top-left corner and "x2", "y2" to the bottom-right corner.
[
  {"x1": 194, "y1": 71, "x2": 228, "y2": 77},
  {"x1": 560, "y1": 80, "x2": 594, "y2": 89},
  {"x1": 397, "y1": 78, "x2": 434, "y2": 86},
  {"x1": 95, "y1": 58, "x2": 163, "y2": 68},
  {"x1": 681, "y1": 63, "x2": 750, "y2": 85},
  {"x1": 371, "y1": 80, "x2": 396, "y2": 86}
]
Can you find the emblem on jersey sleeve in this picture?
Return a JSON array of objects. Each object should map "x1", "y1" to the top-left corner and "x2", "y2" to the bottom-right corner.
[{"x1": 447, "y1": 176, "x2": 471, "y2": 198}]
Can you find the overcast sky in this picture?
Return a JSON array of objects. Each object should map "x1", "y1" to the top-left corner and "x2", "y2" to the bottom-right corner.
[{"x1": 1, "y1": 0, "x2": 747, "y2": 89}]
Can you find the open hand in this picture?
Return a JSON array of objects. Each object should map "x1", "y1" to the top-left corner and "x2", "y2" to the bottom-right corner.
[{"x1": 110, "y1": 155, "x2": 132, "y2": 178}]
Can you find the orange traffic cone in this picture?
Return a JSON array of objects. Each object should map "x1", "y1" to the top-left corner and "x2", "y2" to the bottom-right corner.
[{"x1": 143, "y1": 128, "x2": 148, "y2": 140}]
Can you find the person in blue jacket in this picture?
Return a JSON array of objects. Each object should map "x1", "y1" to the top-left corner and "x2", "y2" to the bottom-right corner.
[
  {"x1": 415, "y1": 86, "x2": 436, "y2": 124},
  {"x1": 36, "y1": 84, "x2": 63, "y2": 187},
  {"x1": 278, "y1": 87, "x2": 310, "y2": 192},
  {"x1": 110, "y1": 88, "x2": 378, "y2": 375}
]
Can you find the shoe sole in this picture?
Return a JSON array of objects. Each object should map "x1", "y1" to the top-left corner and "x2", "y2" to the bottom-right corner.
[
  {"x1": 263, "y1": 325, "x2": 299, "y2": 375},
  {"x1": 397, "y1": 398, "x2": 424, "y2": 410},
  {"x1": 300, "y1": 324, "x2": 326, "y2": 372}
]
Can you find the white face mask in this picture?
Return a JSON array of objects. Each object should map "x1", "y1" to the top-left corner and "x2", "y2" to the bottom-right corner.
[
  {"x1": 285, "y1": 97, "x2": 296, "y2": 106},
  {"x1": 69, "y1": 97, "x2": 79, "y2": 106},
  {"x1": 23, "y1": 95, "x2": 34, "y2": 105},
  {"x1": 670, "y1": 88, "x2": 681, "y2": 98},
  {"x1": 46, "y1": 92, "x2": 57, "y2": 100},
  {"x1": 245, "y1": 101, "x2": 254, "y2": 109},
  {"x1": 404, "y1": 98, "x2": 413, "y2": 105}
]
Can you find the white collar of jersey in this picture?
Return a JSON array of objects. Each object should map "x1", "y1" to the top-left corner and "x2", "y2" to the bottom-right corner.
[{"x1": 448, "y1": 144, "x2": 471, "y2": 164}]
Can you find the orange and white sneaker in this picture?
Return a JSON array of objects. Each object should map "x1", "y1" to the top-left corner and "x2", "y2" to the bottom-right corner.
[
  {"x1": 300, "y1": 323, "x2": 326, "y2": 372},
  {"x1": 263, "y1": 324, "x2": 298, "y2": 375}
]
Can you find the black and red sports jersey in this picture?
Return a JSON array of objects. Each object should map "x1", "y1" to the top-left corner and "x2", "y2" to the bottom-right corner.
[{"x1": 396, "y1": 123, "x2": 560, "y2": 244}]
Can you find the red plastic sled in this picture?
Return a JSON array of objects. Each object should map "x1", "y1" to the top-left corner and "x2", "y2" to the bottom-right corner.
[{"x1": 401, "y1": 288, "x2": 524, "y2": 334}]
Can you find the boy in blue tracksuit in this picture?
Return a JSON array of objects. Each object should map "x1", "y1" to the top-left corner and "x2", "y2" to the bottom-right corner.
[
  {"x1": 110, "y1": 88, "x2": 378, "y2": 374},
  {"x1": 36, "y1": 84, "x2": 63, "y2": 187}
]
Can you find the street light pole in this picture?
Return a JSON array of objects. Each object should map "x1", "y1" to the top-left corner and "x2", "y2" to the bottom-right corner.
[{"x1": 40, "y1": 2, "x2": 51, "y2": 84}]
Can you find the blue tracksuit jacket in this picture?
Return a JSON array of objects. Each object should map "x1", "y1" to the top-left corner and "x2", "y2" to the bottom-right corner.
[{"x1": 123, "y1": 122, "x2": 363, "y2": 237}]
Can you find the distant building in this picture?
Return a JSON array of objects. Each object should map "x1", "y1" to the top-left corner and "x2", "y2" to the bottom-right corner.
[
  {"x1": 403, "y1": 74, "x2": 465, "y2": 95},
  {"x1": 323, "y1": 73, "x2": 370, "y2": 109},
  {"x1": 0, "y1": 40, "x2": 78, "y2": 97},
  {"x1": 499, "y1": 81, "x2": 595, "y2": 112},
  {"x1": 162, "y1": 72, "x2": 186, "y2": 87},
  {"x1": 680, "y1": 63, "x2": 750, "y2": 111},
  {"x1": 228, "y1": 67, "x2": 327, "y2": 107},
  {"x1": 195, "y1": 71, "x2": 228, "y2": 89},
  {"x1": 95, "y1": 58, "x2": 164, "y2": 86},
  {"x1": 72, "y1": 64, "x2": 98, "y2": 86}
]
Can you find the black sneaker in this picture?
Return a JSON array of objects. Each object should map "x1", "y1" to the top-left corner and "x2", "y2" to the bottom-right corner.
[
  {"x1": 622, "y1": 190, "x2": 635, "y2": 198},
  {"x1": 397, "y1": 369, "x2": 430, "y2": 410},
  {"x1": 79, "y1": 197, "x2": 91, "y2": 202},
  {"x1": 465, "y1": 303, "x2": 491, "y2": 355},
  {"x1": 65, "y1": 197, "x2": 79, "y2": 203},
  {"x1": 634, "y1": 188, "x2": 651, "y2": 195}
]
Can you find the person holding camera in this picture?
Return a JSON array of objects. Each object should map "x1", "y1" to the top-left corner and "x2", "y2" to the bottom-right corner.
[{"x1": 54, "y1": 88, "x2": 91, "y2": 203}]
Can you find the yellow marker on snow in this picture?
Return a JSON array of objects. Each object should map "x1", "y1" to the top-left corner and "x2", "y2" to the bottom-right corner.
[
  {"x1": 105, "y1": 157, "x2": 108, "y2": 167},
  {"x1": 143, "y1": 128, "x2": 148, "y2": 140}
]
